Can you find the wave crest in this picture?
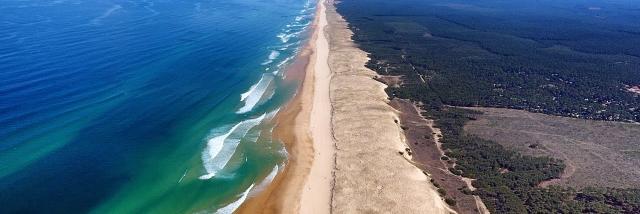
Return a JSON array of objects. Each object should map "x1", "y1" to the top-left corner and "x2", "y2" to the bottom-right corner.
[
  {"x1": 237, "y1": 74, "x2": 273, "y2": 114},
  {"x1": 200, "y1": 114, "x2": 266, "y2": 179}
]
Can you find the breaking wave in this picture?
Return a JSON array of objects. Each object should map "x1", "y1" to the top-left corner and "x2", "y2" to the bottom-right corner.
[
  {"x1": 261, "y1": 50, "x2": 280, "y2": 65},
  {"x1": 215, "y1": 183, "x2": 255, "y2": 214},
  {"x1": 200, "y1": 114, "x2": 266, "y2": 179},
  {"x1": 237, "y1": 74, "x2": 273, "y2": 114}
]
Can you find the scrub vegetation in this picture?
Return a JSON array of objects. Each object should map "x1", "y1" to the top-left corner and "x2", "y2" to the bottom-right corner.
[{"x1": 337, "y1": 0, "x2": 640, "y2": 213}]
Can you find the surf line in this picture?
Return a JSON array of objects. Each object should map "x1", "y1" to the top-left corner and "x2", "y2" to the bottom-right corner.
[
  {"x1": 178, "y1": 169, "x2": 189, "y2": 183},
  {"x1": 200, "y1": 114, "x2": 266, "y2": 180}
]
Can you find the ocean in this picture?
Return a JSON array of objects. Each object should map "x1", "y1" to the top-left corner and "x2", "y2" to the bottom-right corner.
[{"x1": 0, "y1": 0, "x2": 315, "y2": 213}]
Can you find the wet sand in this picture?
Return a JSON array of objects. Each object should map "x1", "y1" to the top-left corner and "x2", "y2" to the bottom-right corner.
[{"x1": 236, "y1": 0, "x2": 334, "y2": 212}]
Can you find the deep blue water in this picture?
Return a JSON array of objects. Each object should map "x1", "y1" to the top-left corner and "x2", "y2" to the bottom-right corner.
[{"x1": 0, "y1": 0, "x2": 314, "y2": 213}]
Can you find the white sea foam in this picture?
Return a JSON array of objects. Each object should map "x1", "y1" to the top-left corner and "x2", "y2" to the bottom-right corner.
[
  {"x1": 200, "y1": 114, "x2": 266, "y2": 179},
  {"x1": 301, "y1": 6, "x2": 316, "y2": 13},
  {"x1": 278, "y1": 145, "x2": 289, "y2": 159},
  {"x1": 199, "y1": 124, "x2": 242, "y2": 179},
  {"x1": 277, "y1": 30, "x2": 303, "y2": 43},
  {"x1": 90, "y1": 4, "x2": 122, "y2": 25},
  {"x1": 265, "y1": 108, "x2": 280, "y2": 121},
  {"x1": 245, "y1": 108, "x2": 280, "y2": 142},
  {"x1": 215, "y1": 183, "x2": 255, "y2": 214},
  {"x1": 286, "y1": 22, "x2": 310, "y2": 28},
  {"x1": 264, "y1": 165, "x2": 279, "y2": 183},
  {"x1": 276, "y1": 41, "x2": 299, "y2": 51},
  {"x1": 178, "y1": 169, "x2": 188, "y2": 183},
  {"x1": 261, "y1": 50, "x2": 280, "y2": 65},
  {"x1": 144, "y1": 6, "x2": 159, "y2": 15},
  {"x1": 243, "y1": 165, "x2": 280, "y2": 197},
  {"x1": 254, "y1": 165, "x2": 279, "y2": 192},
  {"x1": 268, "y1": 50, "x2": 280, "y2": 60},
  {"x1": 276, "y1": 33, "x2": 289, "y2": 43},
  {"x1": 277, "y1": 56, "x2": 294, "y2": 68},
  {"x1": 239, "y1": 82, "x2": 258, "y2": 102},
  {"x1": 272, "y1": 56, "x2": 294, "y2": 75},
  {"x1": 237, "y1": 74, "x2": 273, "y2": 114}
]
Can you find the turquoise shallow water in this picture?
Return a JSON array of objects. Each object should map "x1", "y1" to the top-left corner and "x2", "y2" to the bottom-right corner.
[{"x1": 0, "y1": 0, "x2": 315, "y2": 213}]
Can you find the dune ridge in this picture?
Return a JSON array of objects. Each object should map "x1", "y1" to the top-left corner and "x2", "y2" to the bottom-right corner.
[{"x1": 325, "y1": 0, "x2": 452, "y2": 213}]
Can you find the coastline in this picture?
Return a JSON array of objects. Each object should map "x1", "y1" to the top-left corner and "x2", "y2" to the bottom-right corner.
[
  {"x1": 239, "y1": 0, "x2": 452, "y2": 213},
  {"x1": 236, "y1": 0, "x2": 335, "y2": 212}
]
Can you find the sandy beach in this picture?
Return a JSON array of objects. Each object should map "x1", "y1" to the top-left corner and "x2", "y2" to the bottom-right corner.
[
  {"x1": 236, "y1": 0, "x2": 334, "y2": 213},
  {"x1": 300, "y1": 0, "x2": 336, "y2": 212},
  {"x1": 238, "y1": 0, "x2": 451, "y2": 213}
]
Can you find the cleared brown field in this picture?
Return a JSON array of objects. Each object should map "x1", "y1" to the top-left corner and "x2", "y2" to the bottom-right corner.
[{"x1": 464, "y1": 107, "x2": 640, "y2": 189}]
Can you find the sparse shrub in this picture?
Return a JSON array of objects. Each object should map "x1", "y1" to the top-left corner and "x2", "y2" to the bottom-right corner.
[
  {"x1": 448, "y1": 168, "x2": 462, "y2": 176},
  {"x1": 445, "y1": 197, "x2": 457, "y2": 206},
  {"x1": 432, "y1": 181, "x2": 440, "y2": 188},
  {"x1": 437, "y1": 188, "x2": 447, "y2": 196}
]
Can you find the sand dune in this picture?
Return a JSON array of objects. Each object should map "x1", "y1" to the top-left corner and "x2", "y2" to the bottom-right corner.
[{"x1": 325, "y1": 1, "x2": 452, "y2": 213}]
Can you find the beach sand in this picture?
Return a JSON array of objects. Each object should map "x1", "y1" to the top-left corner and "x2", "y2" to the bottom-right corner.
[
  {"x1": 238, "y1": 0, "x2": 451, "y2": 213},
  {"x1": 300, "y1": 0, "x2": 336, "y2": 212},
  {"x1": 236, "y1": 0, "x2": 334, "y2": 213}
]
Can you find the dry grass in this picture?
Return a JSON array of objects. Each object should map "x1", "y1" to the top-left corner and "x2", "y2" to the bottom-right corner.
[{"x1": 464, "y1": 107, "x2": 640, "y2": 188}]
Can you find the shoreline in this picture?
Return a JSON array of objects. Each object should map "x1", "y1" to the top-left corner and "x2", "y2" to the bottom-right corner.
[
  {"x1": 239, "y1": 0, "x2": 452, "y2": 213},
  {"x1": 236, "y1": 0, "x2": 334, "y2": 212},
  {"x1": 300, "y1": 0, "x2": 336, "y2": 212}
]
